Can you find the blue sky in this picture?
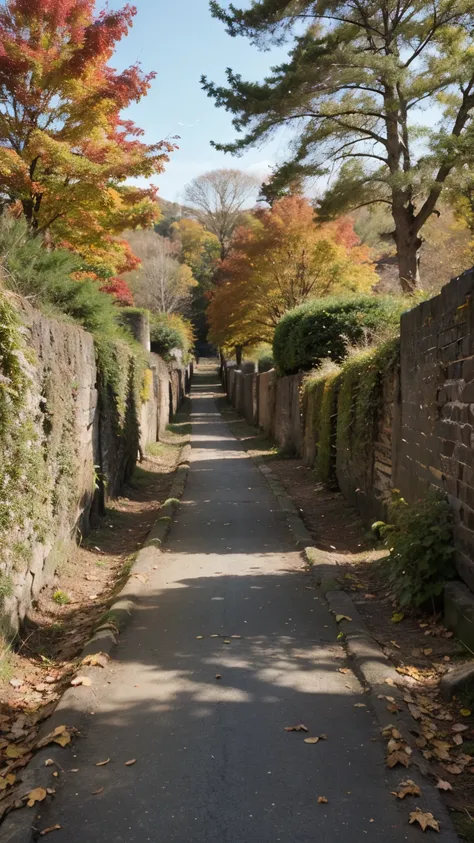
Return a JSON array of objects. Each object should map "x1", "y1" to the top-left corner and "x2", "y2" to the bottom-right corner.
[{"x1": 108, "y1": 0, "x2": 291, "y2": 203}]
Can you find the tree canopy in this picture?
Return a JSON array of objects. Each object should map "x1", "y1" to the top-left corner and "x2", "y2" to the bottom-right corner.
[
  {"x1": 208, "y1": 195, "x2": 376, "y2": 351},
  {"x1": 204, "y1": 0, "x2": 474, "y2": 291},
  {"x1": 184, "y1": 168, "x2": 258, "y2": 258},
  {"x1": 0, "y1": 0, "x2": 174, "y2": 280}
]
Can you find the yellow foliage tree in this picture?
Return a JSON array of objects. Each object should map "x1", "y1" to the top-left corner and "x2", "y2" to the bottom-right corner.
[{"x1": 208, "y1": 196, "x2": 376, "y2": 352}]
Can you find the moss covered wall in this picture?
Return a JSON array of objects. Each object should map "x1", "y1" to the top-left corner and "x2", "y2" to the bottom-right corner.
[{"x1": 0, "y1": 297, "x2": 190, "y2": 635}]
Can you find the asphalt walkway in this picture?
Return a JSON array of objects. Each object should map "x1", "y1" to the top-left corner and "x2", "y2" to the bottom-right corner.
[{"x1": 37, "y1": 364, "x2": 423, "y2": 842}]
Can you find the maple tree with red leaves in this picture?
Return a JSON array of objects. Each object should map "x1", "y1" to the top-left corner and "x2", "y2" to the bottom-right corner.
[
  {"x1": 0, "y1": 0, "x2": 175, "y2": 280},
  {"x1": 100, "y1": 277, "x2": 134, "y2": 307}
]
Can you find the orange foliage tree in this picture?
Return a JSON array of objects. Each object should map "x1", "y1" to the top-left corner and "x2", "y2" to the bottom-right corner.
[
  {"x1": 208, "y1": 196, "x2": 376, "y2": 352},
  {"x1": 0, "y1": 0, "x2": 175, "y2": 282}
]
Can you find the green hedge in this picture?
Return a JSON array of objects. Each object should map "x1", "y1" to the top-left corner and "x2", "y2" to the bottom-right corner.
[{"x1": 273, "y1": 295, "x2": 406, "y2": 375}]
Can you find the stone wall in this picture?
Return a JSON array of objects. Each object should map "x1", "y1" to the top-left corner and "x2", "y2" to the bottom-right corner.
[{"x1": 1, "y1": 302, "x2": 190, "y2": 634}]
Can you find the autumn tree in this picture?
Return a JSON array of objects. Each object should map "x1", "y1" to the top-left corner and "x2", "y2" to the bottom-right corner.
[
  {"x1": 170, "y1": 219, "x2": 220, "y2": 289},
  {"x1": 204, "y1": 0, "x2": 474, "y2": 292},
  {"x1": 0, "y1": 0, "x2": 174, "y2": 280},
  {"x1": 184, "y1": 168, "x2": 258, "y2": 258},
  {"x1": 208, "y1": 195, "x2": 376, "y2": 352},
  {"x1": 125, "y1": 230, "x2": 197, "y2": 315}
]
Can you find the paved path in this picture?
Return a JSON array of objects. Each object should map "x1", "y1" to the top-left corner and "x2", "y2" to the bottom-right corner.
[{"x1": 39, "y1": 365, "x2": 423, "y2": 842}]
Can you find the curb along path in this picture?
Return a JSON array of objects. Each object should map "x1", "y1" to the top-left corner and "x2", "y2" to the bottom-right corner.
[{"x1": 8, "y1": 364, "x2": 455, "y2": 842}]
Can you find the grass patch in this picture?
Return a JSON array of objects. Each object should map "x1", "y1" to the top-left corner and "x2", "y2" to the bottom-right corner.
[{"x1": 53, "y1": 590, "x2": 70, "y2": 605}]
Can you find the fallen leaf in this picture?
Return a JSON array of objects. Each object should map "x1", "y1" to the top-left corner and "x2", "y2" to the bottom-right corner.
[
  {"x1": 125, "y1": 759, "x2": 136, "y2": 766},
  {"x1": 460, "y1": 709, "x2": 471, "y2": 717},
  {"x1": 81, "y1": 653, "x2": 109, "y2": 668},
  {"x1": 385, "y1": 678, "x2": 396, "y2": 687},
  {"x1": 0, "y1": 774, "x2": 15, "y2": 791},
  {"x1": 39, "y1": 826, "x2": 61, "y2": 836},
  {"x1": 210, "y1": 634, "x2": 219, "y2": 638},
  {"x1": 365, "y1": 594, "x2": 377, "y2": 599},
  {"x1": 92, "y1": 787, "x2": 104, "y2": 795},
  {"x1": 354, "y1": 703, "x2": 366, "y2": 708},
  {"x1": 335, "y1": 614, "x2": 352, "y2": 623},
  {"x1": 95, "y1": 759, "x2": 110, "y2": 767},
  {"x1": 223, "y1": 639, "x2": 231, "y2": 644},
  {"x1": 284, "y1": 724, "x2": 308, "y2": 732},
  {"x1": 26, "y1": 787, "x2": 47, "y2": 807},
  {"x1": 423, "y1": 648, "x2": 433, "y2": 656},
  {"x1": 391, "y1": 612, "x2": 404, "y2": 623},
  {"x1": 453, "y1": 734, "x2": 463, "y2": 746},
  {"x1": 195, "y1": 636, "x2": 203, "y2": 640},
  {"x1": 70, "y1": 676, "x2": 92, "y2": 688},
  {"x1": 409, "y1": 809, "x2": 440, "y2": 832},
  {"x1": 387, "y1": 749, "x2": 411, "y2": 768},
  {"x1": 391, "y1": 779, "x2": 421, "y2": 799},
  {"x1": 132, "y1": 573, "x2": 147, "y2": 584},
  {"x1": 5, "y1": 745, "x2": 26, "y2": 759},
  {"x1": 452, "y1": 723, "x2": 468, "y2": 733},
  {"x1": 436, "y1": 780, "x2": 452, "y2": 791},
  {"x1": 338, "y1": 668, "x2": 350, "y2": 674},
  {"x1": 304, "y1": 737, "x2": 320, "y2": 744},
  {"x1": 408, "y1": 704, "x2": 422, "y2": 720},
  {"x1": 231, "y1": 635, "x2": 241, "y2": 639},
  {"x1": 37, "y1": 725, "x2": 74, "y2": 750},
  {"x1": 317, "y1": 796, "x2": 328, "y2": 804},
  {"x1": 442, "y1": 764, "x2": 463, "y2": 775}
]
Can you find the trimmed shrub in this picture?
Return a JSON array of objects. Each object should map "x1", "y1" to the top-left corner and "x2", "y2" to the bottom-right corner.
[
  {"x1": 273, "y1": 295, "x2": 406, "y2": 375},
  {"x1": 150, "y1": 312, "x2": 194, "y2": 362}
]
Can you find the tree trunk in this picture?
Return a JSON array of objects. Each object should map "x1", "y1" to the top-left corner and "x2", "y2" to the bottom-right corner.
[
  {"x1": 392, "y1": 205, "x2": 422, "y2": 294},
  {"x1": 235, "y1": 345, "x2": 243, "y2": 367}
]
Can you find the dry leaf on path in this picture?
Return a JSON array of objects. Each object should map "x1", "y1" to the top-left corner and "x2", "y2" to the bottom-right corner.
[
  {"x1": 92, "y1": 787, "x2": 104, "y2": 795},
  {"x1": 39, "y1": 826, "x2": 61, "y2": 836},
  {"x1": 354, "y1": 703, "x2": 366, "y2": 708},
  {"x1": 70, "y1": 676, "x2": 92, "y2": 688},
  {"x1": 442, "y1": 764, "x2": 463, "y2": 775},
  {"x1": 125, "y1": 759, "x2": 136, "y2": 766},
  {"x1": 436, "y1": 780, "x2": 452, "y2": 791},
  {"x1": 304, "y1": 737, "x2": 320, "y2": 744},
  {"x1": 36, "y1": 726, "x2": 72, "y2": 750},
  {"x1": 317, "y1": 796, "x2": 328, "y2": 804},
  {"x1": 387, "y1": 749, "x2": 411, "y2": 768},
  {"x1": 391, "y1": 779, "x2": 421, "y2": 799},
  {"x1": 26, "y1": 788, "x2": 47, "y2": 807},
  {"x1": 409, "y1": 809, "x2": 440, "y2": 832},
  {"x1": 95, "y1": 759, "x2": 110, "y2": 767},
  {"x1": 460, "y1": 709, "x2": 471, "y2": 717},
  {"x1": 81, "y1": 653, "x2": 109, "y2": 668},
  {"x1": 391, "y1": 612, "x2": 404, "y2": 623},
  {"x1": 452, "y1": 724, "x2": 468, "y2": 733},
  {"x1": 338, "y1": 668, "x2": 350, "y2": 674},
  {"x1": 335, "y1": 615, "x2": 352, "y2": 623},
  {"x1": 284, "y1": 724, "x2": 308, "y2": 732},
  {"x1": 453, "y1": 734, "x2": 463, "y2": 746},
  {"x1": 0, "y1": 774, "x2": 15, "y2": 791}
]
